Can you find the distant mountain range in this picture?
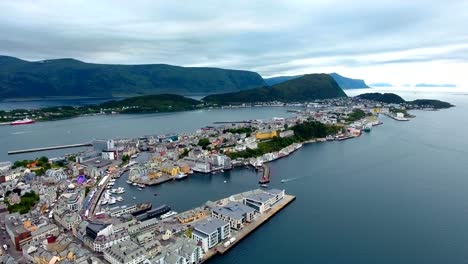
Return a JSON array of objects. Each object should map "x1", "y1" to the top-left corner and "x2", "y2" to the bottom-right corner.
[
  {"x1": 264, "y1": 73, "x2": 369, "y2": 89},
  {"x1": 203, "y1": 74, "x2": 347, "y2": 104},
  {"x1": 414, "y1": 83, "x2": 456, "y2": 88},
  {"x1": 369, "y1": 83, "x2": 393, "y2": 87},
  {"x1": 0, "y1": 55, "x2": 265, "y2": 99}
]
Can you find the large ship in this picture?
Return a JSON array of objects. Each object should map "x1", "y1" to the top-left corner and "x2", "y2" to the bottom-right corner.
[{"x1": 10, "y1": 118, "x2": 35, "y2": 125}]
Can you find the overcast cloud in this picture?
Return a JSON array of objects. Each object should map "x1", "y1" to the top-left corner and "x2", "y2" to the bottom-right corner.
[{"x1": 1, "y1": 0, "x2": 467, "y2": 86}]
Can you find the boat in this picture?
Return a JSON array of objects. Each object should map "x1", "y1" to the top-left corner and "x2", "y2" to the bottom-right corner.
[
  {"x1": 363, "y1": 123, "x2": 372, "y2": 132},
  {"x1": 126, "y1": 180, "x2": 132, "y2": 184},
  {"x1": 108, "y1": 197, "x2": 116, "y2": 205},
  {"x1": 133, "y1": 197, "x2": 136, "y2": 200},
  {"x1": 281, "y1": 180, "x2": 286, "y2": 183},
  {"x1": 137, "y1": 183, "x2": 146, "y2": 188},
  {"x1": 100, "y1": 200, "x2": 108, "y2": 205},
  {"x1": 10, "y1": 118, "x2": 35, "y2": 126},
  {"x1": 260, "y1": 184, "x2": 269, "y2": 188},
  {"x1": 112, "y1": 187, "x2": 125, "y2": 194},
  {"x1": 132, "y1": 183, "x2": 138, "y2": 186},
  {"x1": 153, "y1": 193, "x2": 158, "y2": 196},
  {"x1": 175, "y1": 172, "x2": 188, "y2": 180},
  {"x1": 160, "y1": 211, "x2": 178, "y2": 219},
  {"x1": 138, "y1": 188, "x2": 143, "y2": 191},
  {"x1": 116, "y1": 196, "x2": 123, "y2": 202}
]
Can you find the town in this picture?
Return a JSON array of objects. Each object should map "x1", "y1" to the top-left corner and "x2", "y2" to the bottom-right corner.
[{"x1": 0, "y1": 97, "x2": 414, "y2": 263}]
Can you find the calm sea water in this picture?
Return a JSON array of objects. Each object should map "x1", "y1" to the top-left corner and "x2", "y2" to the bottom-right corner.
[{"x1": 1, "y1": 88, "x2": 468, "y2": 263}]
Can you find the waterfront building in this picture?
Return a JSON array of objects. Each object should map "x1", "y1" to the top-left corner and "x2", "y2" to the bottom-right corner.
[
  {"x1": 176, "y1": 208, "x2": 208, "y2": 224},
  {"x1": 103, "y1": 240, "x2": 147, "y2": 264},
  {"x1": 152, "y1": 237, "x2": 203, "y2": 264},
  {"x1": 211, "y1": 202, "x2": 256, "y2": 230},
  {"x1": 192, "y1": 218, "x2": 231, "y2": 252},
  {"x1": 181, "y1": 157, "x2": 211, "y2": 173},
  {"x1": 93, "y1": 139, "x2": 115, "y2": 152},
  {"x1": 243, "y1": 189, "x2": 285, "y2": 213},
  {"x1": 159, "y1": 162, "x2": 180, "y2": 176}
]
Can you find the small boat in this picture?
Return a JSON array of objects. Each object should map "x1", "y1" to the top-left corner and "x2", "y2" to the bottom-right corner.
[
  {"x1": 116, "y1": 196, "x2": 123, "y2": 202},
  {"x1": 132, "y1": 183, "x2": 138, "y2": 186},
  {"x1": 281, "y1": 180, "x2": 286, "y2": 183},
  {"x1": 176, "y1": 172, "x2": 188, "y2": 180},
  {"x1": 221, "y1": 169, "x2": 224, "y2": 172},
  {"x1": 100, "y1": 200, "x2": 108, "y2": 205},
  {"x1": 126, "y1": 180, "x2": 132, "y2": 184},
  {"x1": 160, "y1": 211, "x2": 178, "y2": 219},
  {"x1": 211, "y1": 171, "x2": 216, "y2": 174},
  {"x1": 153, "y1": 193, "x2": 158, "y2": 196},
  {"x1": 108, "y1": 197, "x2": 116, "y2": 205},
  {"x1": 138, "y1": 188, "x2": 143, "y2": 191},
  {"x1": 133, "y1": 197, "x2": 136, "y2": 200},
  {"x1": 137, "y1": 184, "x2": 146, "y2": 188},
  {"x1": 260, "y1": 184, "x2": 269, "y2": 188}
]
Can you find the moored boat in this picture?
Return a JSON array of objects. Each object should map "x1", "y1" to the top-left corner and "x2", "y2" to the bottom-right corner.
[{"x1": 10, "y1": 118, "x2": 35, "y2": 125}]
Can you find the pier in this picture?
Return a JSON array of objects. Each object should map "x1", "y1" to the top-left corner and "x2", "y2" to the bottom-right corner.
[
  {"x1": 259, "y1": 164, "x2": 270, "y2": 184},
  {"x1": 201, "y1": 194, "x2": 296, "y2": 262},
  {"x1": 8, "y1": 142, "x2": 92, "y2": 155}
]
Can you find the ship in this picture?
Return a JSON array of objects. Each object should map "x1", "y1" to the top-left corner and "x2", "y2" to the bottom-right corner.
[
  {"x1": 11, "y1": 118, "x2": 35, "y2": 126},
  {"x1": 130, "y1": 203, "x2": 153, "y2": 216}
]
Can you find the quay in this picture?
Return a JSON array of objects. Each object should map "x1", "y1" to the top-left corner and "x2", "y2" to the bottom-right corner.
[
  {"x1": 213, "y1": 120, "x2": 252, "y2": 124},
  {"x1": 259, "y1": 164, "x2": 270, "y2": 184},
  {"x1": 8, "y1": 142, "x2": 92, "y2": 155},
  {"x1": 383, "y1": 113, "x2": 409, "y2": 121},
  {"x1": 201, "y1": 194, "x2": 296, "y2": 262}
]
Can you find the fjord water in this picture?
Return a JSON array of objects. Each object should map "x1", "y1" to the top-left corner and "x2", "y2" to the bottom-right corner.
[{"x1": 2, "y1": 88, "x2": 468, "y2": 263}]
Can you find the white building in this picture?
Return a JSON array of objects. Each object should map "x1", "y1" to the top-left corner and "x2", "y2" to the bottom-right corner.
[
  {"x1": 211, "y1": 202, "x2": 256, "y2": 230},
  {"x1": 191, "y1": 218, "x2": 230, "y2": 252},
  {"x1": 243, "y1": 189, "x2": 285, "y2": 213},
  {"x1": 104, "y1": 240, "x2": 147, "y2": 264}
]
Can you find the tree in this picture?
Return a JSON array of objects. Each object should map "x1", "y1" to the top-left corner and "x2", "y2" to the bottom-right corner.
[
  {"x1": 122, "y1": 155, "x2": 130, "y2": 163},
  {"x1": 197, "y1": 138, "x2": 210, "y2": 149}
]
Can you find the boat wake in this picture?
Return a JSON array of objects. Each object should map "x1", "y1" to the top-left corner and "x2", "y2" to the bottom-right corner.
[
  {"x1": 11, "y1": 131, "x2": 33, "y2": 135},
  {"x1": 281, "y1": 177, "x2": 302, "y2": 183}
]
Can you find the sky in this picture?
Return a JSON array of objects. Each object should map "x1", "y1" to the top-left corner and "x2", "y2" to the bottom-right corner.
[{"x1": 0, "y1": 0, "x2": 467, "y2": 87}]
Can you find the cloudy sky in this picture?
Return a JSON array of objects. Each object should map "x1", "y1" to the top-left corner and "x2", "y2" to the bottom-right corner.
[{"x1": 1, "y1": 0, "x2": 467, "y2": 86}]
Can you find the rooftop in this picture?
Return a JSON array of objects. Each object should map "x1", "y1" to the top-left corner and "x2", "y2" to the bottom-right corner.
[{"x1": 193, "y1": 217, "x2": 229, "y2": 235}]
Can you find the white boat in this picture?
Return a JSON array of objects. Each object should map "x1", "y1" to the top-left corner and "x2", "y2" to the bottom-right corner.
[
  {"x1": 115, "y1": 187, "x2": 125, "y2": 194},
  {"x1": 138, "y1": 188, "x2": 143, "y2": 191},
  {"x1": 116, "y1": 196, "x2": 123, "y2": 202},
  {"x1": 176, "y1": 172, "x2": 188, "y2": 180},
  {"x1": 108, "y1": 197, "x2": 116, "y2": 205},
  {"x1": 281, "y1": 180, "x2": 286, "y2": 183},
  {"x1": 132, "y1": 183, "x2": 138, "y2": 186},
  {"x1": 110, "y1": 188, "x2": 118, "y2": 193},
  {"x1": 160, "y1": 211, "x2": 178, "y2": 219},
  {"x1": 126, "y1": 180, "x2": 132, "y2": 184},
  {"x1": 100, "y1": 200, "x2": 108, "y2": 205},
  {"x1": 260, "y1": 184, "x2": 269, "y2": 188}
]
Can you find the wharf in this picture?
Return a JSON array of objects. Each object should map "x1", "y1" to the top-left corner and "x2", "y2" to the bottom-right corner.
[
  {"x1": 201, "y1": 194, "x2": 296, "y2": 262},
  {"x1": 383, "y1": 113, "x2": 409, "y2": 121},
  {"x1": 258, "y1": 164, "x2": 270, "y2": 184},
  {"x1": 8, "y1": 142, "x2": 92, "y2": 155}
]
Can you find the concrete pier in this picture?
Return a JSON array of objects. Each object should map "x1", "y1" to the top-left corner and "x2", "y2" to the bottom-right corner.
[
  {"x1": 201, "y1": 194, "x2": 296, "y2": 262},
  {"x1": 8, "y1": 142, "x2": 92, "y2": 155}
]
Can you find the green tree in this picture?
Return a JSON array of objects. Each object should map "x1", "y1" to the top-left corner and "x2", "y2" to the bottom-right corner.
[{"x1": 197, "y1": 138, "x2": 210, "y2": 149}]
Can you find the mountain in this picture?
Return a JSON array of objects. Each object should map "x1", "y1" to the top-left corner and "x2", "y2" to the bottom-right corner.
[
  {"x1": 369, "y1": 83, "x2": 393, "y2": 87},
  {"x1": 414, "y1": 83, "x2": 456, "y2": 88},
  {"x1": 264, "y1": 73, "x2": 368, "y2": 89},
  {"x1": 356, "y1": 93, "x2": 405, "y2": 104},
  {"x1": 329, "y1": 73, "x2": 369, "y2": 89},
  {"x1": 264, "y1": 75, "x2": 302, "y2": 86},
  {"x1": 203, "y1": 74, "x2": 347, "y2": 104},
  {"x1": 0, "y1": 55, "x2": 266, "y2": 99}
]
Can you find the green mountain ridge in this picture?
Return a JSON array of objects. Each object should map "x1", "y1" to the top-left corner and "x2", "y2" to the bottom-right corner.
[
  {"x1": 203, "y1": 74, "x2": 347, "y2": 104},
  {"x1": 0, "y1": 55, "x2": 266, "y2": 99},
  {"x1": 264, "y1": 73, "x2": 369, "y2": 89},
  {"x1": 356, "y1": 92, "x2": 453, "y2": 109}
]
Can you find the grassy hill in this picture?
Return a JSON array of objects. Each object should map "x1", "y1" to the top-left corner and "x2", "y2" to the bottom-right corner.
[
  {"x1": 0, "y1": 55, "x2": 266, "y2": 99},
  {"x1": 99, "y1": 94, "x2": 201, "y2": 113},
  {"x1": 356, "y1": 93, "x2": 405, "y2": 104},
  {"x1": 203, "y1": 74, "x2": 347, "y2": 104}
]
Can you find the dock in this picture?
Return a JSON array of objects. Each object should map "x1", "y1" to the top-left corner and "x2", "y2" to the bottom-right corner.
[
  {"x1": 383, "y1": 113, "x2": 409, "y2": 121},
  {"x1": 201, "y1": 194, "x2": 296, "y2": 262},
  {"x1": 8, "y1": 142, "x2": 92, "y2": 155},
  {"x1": 258, "y1": 164, "x2": 270, "y2": 184}
]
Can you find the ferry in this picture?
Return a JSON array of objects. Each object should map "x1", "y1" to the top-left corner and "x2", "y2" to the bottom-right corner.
[
  {"x1": 175, "y1": 172, "x2": 188, "y2": 180},
  {"x1": 160, "y1": 211, "x2": 178, "y2": 219},
  {"x1": 10, "y1": 118, "x2": 35, "y2": 126}
]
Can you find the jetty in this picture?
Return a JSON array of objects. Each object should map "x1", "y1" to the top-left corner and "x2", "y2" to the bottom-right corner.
[
  {"x1": 258, "y1": 164, "x2": 270, "y2": 184},
  {"x1": 201, "y1": 193, "x2": 296, "y2": 262},
  {"x1": 8, "y1": 142, "x2": 92, "y2": 155}
]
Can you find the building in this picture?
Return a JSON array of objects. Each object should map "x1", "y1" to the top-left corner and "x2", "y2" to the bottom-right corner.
[
  {"x1": 159, "y1": 163, "x2": 180, "y2": 177},
  {"x1": 211, "y1": 202, "x2": 256, "y2": 230},
  {"x1": 176, "y1": 208, "x2": 208, "y2": 224},
  {"x1": 93, "y1": 139, "x2": 115, "y2": 152},
  {"x1": 103, "y1": 240, "x2": 147, "y2": 264},
  {"x1": 191, "y1": 218, "x2": 230, "y2": 252},
  {"x1": 152, "y1": 237, "x2": 203, "y2": 264},
  {"x1": 181, "y1": 157, "x2": 211, "y2": 173},
  {"x1": 45, "y1": 168, "x2": 67, "y2": 182},
  {"x1": 210, "y1": 155, "x2": 232, "y2": 170},
  {"x1": 255, "y1": 130, "x2": 278, "y2": 140},
  {"x1": 30, "y1": 223, "x2": 59, "y2": 243},
  {"x1": 5, "y1": 215, "x2": 32, "y2": 251},
  {"x1": 279, "y1": 130, "x2": 294, "y2": 138},
  {"x1": 243, "y1": 189, "x2": 285, "y2": 213}
]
